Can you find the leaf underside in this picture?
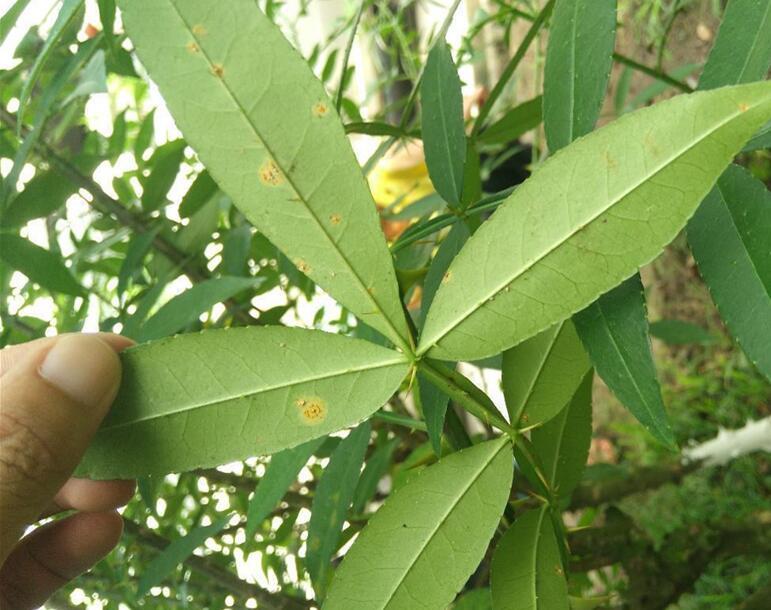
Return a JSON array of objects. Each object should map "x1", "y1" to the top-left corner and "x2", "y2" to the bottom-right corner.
[{"x1": 77, "y1": 327, "x2": 409, "y2": 479}]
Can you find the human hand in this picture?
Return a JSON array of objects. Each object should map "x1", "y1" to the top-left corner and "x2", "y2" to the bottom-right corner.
[{"x1": 0, "y1": 333, "x2": 135, "y2": 609}]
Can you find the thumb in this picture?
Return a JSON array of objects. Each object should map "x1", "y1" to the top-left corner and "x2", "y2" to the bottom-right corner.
[{"x1": 0, "y1": 335, "x2": 122, "y2": 558}]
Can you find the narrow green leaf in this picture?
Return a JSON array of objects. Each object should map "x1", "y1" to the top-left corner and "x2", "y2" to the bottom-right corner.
[
  {"x1": 138, "y1": 276, "x2": 259, "y2": 341},
  {"x1": 531, "y1": 372, "x2": 593, "y2": 500},
  {"x1": 141, "y1": 139, "x2": 186, "y2": 211},
  {"x1": 324, "y1": 438, "x2": 513, "y2": 610},
  {"x1": 245, "y1": 438, "x2": 324, "y2": 539},
  {"x1": 742, "y1": 120, "x2": 770, "y2": 152},
  {"x1": 117, "y1": 227, "x2": 160, "y2": 296},
  {"x1": 344, "y1": 121, "x2": 405, "y2": 138},
  {"x1": 574, "y1": 275, "x2": 675, "y2": 448},
  {"x1": 78, "y1": 327, "x2": 410, "y2": 478},
  {"x1": 476, "y1": 96, "x2": 543, "y2": 146},
  {"x1": 133, "y1": 108, "x2": 156, "y2": 161},
  {"x1": 0, "y1": 234, "x2": 83, "y2": 296},
  {"x1": 0, "y1": 1, "x2": 30, "y2": 41},
  {"x1": 625, "y1": 63, "x2": 700, "y2": 111},
  {"x1": 502, "y1": 320, "x2": 590, "y2": 429},
  {"x1": 688, "y1": 165, "x2": 771, "y2": 381},
  {"x1": 420, "y1": 222, "x2": 470, "y2": 328},
  {"x1": 307, "y1": 422, "x2": 371, "y2": 596},
  {"x1": 221, "y1": 225, "x2": 252, "y2": 276},
  {"x1": 543, "y1": 0, "x2": 617, "y2": 152},
  {"x1": 490, "y1": 507, "x2": 569, "y2": 610},
  {"x1": 418, "y1": 82, "x2": 771, "y2": 361},
  {"x1": 351, "y1": 437, "x2": 400, "y2": 514},
  {"x1": 17, "y1": 0, "x2": 85, "y2": 127},
  {"x1": 178, "y1": 170, "x2": 217, "y2": 218},
  {"x1": 61, "y1": 48, "x2": 107, "y2": 106},
  {"x1": 648, "y1": 319, "x2": 715, "y2": 345},
  {"x1": 416, "y1": 373, "x2": 449, "y2": 456},
  {"x1": 137, "y1": 514, "x2": 231, "y2": 596},
  {"x1": 119, "y1": 0, "x2": 411, "y2": 353},
  {"x1": 453, "y1": 589, "x2": 492, "y2": 610},
  {"x1": 2, "y1": 170, "x2": 72, "y2": 227},
  {"x1": 421, "y1": 42, "x2": 466, "y2": 208},
  {"x1": 697, "y1": 0, "x2": 771, "y2": 91}
]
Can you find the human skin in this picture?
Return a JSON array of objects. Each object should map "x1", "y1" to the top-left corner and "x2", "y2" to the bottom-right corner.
[{"x1": 0, "y1": 333, "x2": 135, "y2": 609}]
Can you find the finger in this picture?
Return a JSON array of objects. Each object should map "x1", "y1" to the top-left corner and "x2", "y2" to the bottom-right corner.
[
  {"x1": 0, "y1": 511, "x2": 123, "y2": 610},
  {"x1": 39, "y1": 478, "x2": 136, "y2": 519},
  {"x1": 0, "y1": 335, "x2": 122, "y2": 560},
  {"x1": 0, "y1": 333, "x2": 134, "y2": 378}
]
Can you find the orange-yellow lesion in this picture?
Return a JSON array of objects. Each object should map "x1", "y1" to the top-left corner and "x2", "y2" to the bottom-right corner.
[
  {"x1": 442, "y1": 271, "x2": 452, "y2": 284},
  {"x1": 738, "y1": 102, "x2": 749, "y2": 112},
  {"x1": 192, "y1": 24, "x2": 207, "y2": 36},
  {"x1": 186, "y1": 41, "x2": 200, "y2": 54},
  {"x1": 312, "y1": 101, "x2": 329, "y2": 117},
  {"x1": 295, "y1": 259, "x2": 311, "y2": 274},
  {"x1": 603, "y1": 150, "x2": 618, "y2": 170},
  {"x1": 329, "y1": 213, "x2": 342, "y2": 225},
  {"x1": 210, "y1": 63, "x2": 224, "y2": 78},
  {"x1": 259, "y1": 159, "x2": 284, "y2": 186},
  {"x1": 296, "y1": 397, "x2": 327, "y2": 424}
]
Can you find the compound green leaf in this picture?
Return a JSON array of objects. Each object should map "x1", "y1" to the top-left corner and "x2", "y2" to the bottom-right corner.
[
  {"x1": 138, "y1": 276, "x2": 261, "y2": 341},
  {"x1": 688, "y1": 165, "x2": 771, "y2": 381},
  {"x1": 574, "y1": 274, "x2": 675, "y2": 448},
  {"x1": 307, "y1": 422, "x2": 371, "y2": 597},
  {"x1": 77, "y1": 327, "x2": 410, "y2": 478},
  {"x1": 119, "y1": 0, "x2": 411, "y2": 353},
  {"x1": 0, "y1": 234, "x2": 83, "y2": 296},
  {"x1": 502, "y1": 319, "x2": 590, "y2": 429},
  {"x1": 531, "y1": 372, "x2": 593, "y2": 500},
  {"x1": 324, "y1": 438, "x2": 513, "y2": 610},
  {"x1": 490, "y1": 507, "x2": 568, "y2": 610},
  {"x1": 543, "y1": 0, "x2": 617, "y2": 152},
  {"x1": 421, "y1": 42, "x2": 466, "y2": 208},
  {"x1": 697, "y1": 0, "x2": 771, "y2": 91},
  {"x1": 418, "y1": 82, "x2": 771, "y2": 361},
  {"x1": 137, "y1": 514, "x2": 231, "y2": 596},
  {"x1": 245, "y1": 437, "x2": 324, "y2": 539}
]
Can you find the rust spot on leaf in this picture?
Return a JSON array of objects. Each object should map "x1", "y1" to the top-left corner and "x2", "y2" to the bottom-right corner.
[
  {"x1": 738, "y1": 102, "x2": 749, "y2": 112},
  {"x1": 442, "y1": 271, "x2": 452, "y2": 284},
  {"x1": 296, "y1": 397, "x2": 327, "y2": 424},
  {"x1": 603, "y1": 150, "x2": 617, "y2": 170},
  {"x1": 259, "y1": 159, "x2": 284, "y2": 186},
  {"x1": 210, "y1": 63, "x2": 224, "y2": 78},
  {"x1": 329, "y1": 213, "x2": 342, "y2": 225},
  {"x1": 192, "y1": 24, "x2": 207, "y2": 36},
  {"x1": 295, "y1": 259, "x2": 310, "y2": 274},
  {"x1": 186, "y1": 41, "x2": 200, "y2": 54},
  {"x1": 312, "y1": 101, "x2": 329, "y2": 117}
]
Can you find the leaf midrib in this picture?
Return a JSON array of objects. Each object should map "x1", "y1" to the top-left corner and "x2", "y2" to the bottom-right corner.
[
  {"x1": 380, "y1": 439, "x2": 508, "y2": 609},
  {"x1": 104, "y1": 355, "x2": 407, "y2": 432},
  {"x1": 160, "y1": 0, "x2": 410, "y2": 354},
  {"x1": 419, "y1": 97, "x2": 762, "y2": 355},
  {"x1": 514, "y1": 323, "x2": 562, "y2": 425}
]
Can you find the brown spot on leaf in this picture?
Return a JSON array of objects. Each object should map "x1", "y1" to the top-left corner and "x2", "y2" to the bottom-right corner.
[
  {"x1": 186, "y1": 41, "x2": 199, "y2": 54},
  {"x1": 329, "y1": 213, "x2": 342, "y2": 225},
  {"x1": 296, "y1": 397, "x2": 327, "y2": 424},
  {"x1": 192, "y1": 24, "x2": 207, "y2": 36},
  {"x1": 312, "y1": 102, "x2": 329, "y2": 117},
  {"x1": 738, "y1": 102, "x2": 749, "y2": 112},
  {"x1": 210, "y1": 63, "x2": 224, "y2": 78},
  {"x1": 259, "y1": 159, "x2": 284, "y2": 186},
  {"x1": 442, "y1": 271, "x2": 452, "y2": 284},
  {"x1": 295, "y1": 259, "x2": 310, "y2": 274}
]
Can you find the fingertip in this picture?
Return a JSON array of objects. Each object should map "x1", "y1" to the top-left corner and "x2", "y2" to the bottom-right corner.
[{"x1": 52, "y1": 478, "x2": 136, "y2": 514}]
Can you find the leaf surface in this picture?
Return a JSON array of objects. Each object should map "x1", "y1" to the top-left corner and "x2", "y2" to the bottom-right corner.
[
  {"x1": 543, "y1": 0, "x2": 617, "y2": 151},
  {"x1": 307, "y1": 422, "x2": 371, "y2": 596},
  {"x1": 531, "y1": 373, "x2": 592, "y2": 500},
  {"x1": 477, "y1": 96, "x2": 542, "y2": 146},
  {"x1": 688, "y1": 165, "x2": 771, "y2": 381},
  {"x1": 421, "y1": 42, "x2": 466, "y2": 208},
  {"x1": 245, "y1": 437, "x2": 324, "y2": 539},
  {"x1": 418, "y1": 82, "x2": 771, "y2": 361},
  {"x1": 78, "y1": 327, "x2": 409, "y2": 478},
  {"x1": 574, "y1": 275, "x2": 675, "y2": 447},
  {"x1": 324, "y1": 438, "x2": 513, "y2": 610},
  {"x1": 0, "y1": 234, "x2": 83, "y2": 296},
  {"x1": 490, "y1": 507, "x2": 568, "y2": 610},
  {"x1": 502, "y1": 320, "x2": 589, "y2": 429},
  {"x1": 648, "y1": 319, "x2": 715, "y2": 345},
  {"x1": 118, "y1": 0, "x2": 411, "y2": 352},
  {"x1": 697, "y1": 0, "x2": 771, "y2": 91}
]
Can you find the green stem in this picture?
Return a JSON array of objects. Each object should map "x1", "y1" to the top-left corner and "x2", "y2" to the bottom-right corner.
[
  {"x1": 372, "y1": 410, "x2": 427, "y2": 431},
  {"x1": 472, "y1": 0, "x2": 556, "y2": 136},
  {"x1": 612, "y1": 52, "x2": 694, "y2": 93},
  {"x1": 418, "y1": 360, "x2": 515, "y2": 435},
  {"x1": 335, "y1": 0, "x2": 368, "y2": 113}
]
